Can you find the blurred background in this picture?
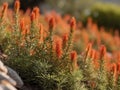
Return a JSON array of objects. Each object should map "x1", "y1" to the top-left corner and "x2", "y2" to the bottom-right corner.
[{"x1": 1, "y1": 0, "x2": 120, "y2": 31}]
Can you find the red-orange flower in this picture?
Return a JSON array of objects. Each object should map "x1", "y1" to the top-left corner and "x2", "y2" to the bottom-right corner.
[
  {"x1": 71, "y1": 51, "x2": 77, "y2": 62},
  {"x1": 99, "y1": 45, "x2": 106, "y2": 59},
  {"x1": 55, "y1": 38, "x2": 62, "y2": 58},
  {"x1": 85, "y1": 42, "x2": 92, "y2": 58},
  {"x1": 30, "y1": 12, "x2": 35, "y2": 22},
  {"x1": 62, "y1": 33, "x2": 68, "y2": 46},
  {"x1": 70, "y1": 17, "x2": 76, "y2": 32},
  {"x1": 33, "y1": 7, "x2": 40, "y2": 19},
  {"x1": 1, "y1": 2, "x2": 8, "y2": 19},
  {"x1": 90, "y1": 49, "x2": 95, "y2": 60},
  {"x1": 70, "y1": 51, "x2": 78, "y2": 70},
  {"x1": 14, "y1": 0, "x2": 20, "y2": 13},
  {"x1": 49, "y1": 17, "x2": 55, "y2": 30},
  {"x1": 20, "y1": 18, "x2": 25, "y2": 31}
]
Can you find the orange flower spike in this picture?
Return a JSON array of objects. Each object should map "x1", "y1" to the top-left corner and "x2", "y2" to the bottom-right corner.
[
  {"x1": 62, "y1": 33, "x2": 68, "y2": 45},
  {"x1": 14, "y1": 0, "x2": 20, "y2": 13},
  {"x1": 71, "y1": 51, "x2": 77, "y2": 64},
  {"x1": 55, "y1": 39, "x2": 62, "y2": 58},
  {"x1": 49, "y1": 17, "x2": 55, "y2": 30},
  {"x1": 93, "y1": 51, "x2": 99, "y2": 69},
  {"x1": 30, "y1": 12, "x2": 35, "y2": 22},
  {"x1": 85, "y1": 43, "x2": 92, "y2": 52},
  {"x1": 93, "y1": 50, "x2": 98, "y2": 60},
  {"x1": 70, "y1": 51, "x2": 78, "y2": 70},
  {"x1": 20, "y1": 18, "x2": 25, "y2": 31},
  {"x1": 99, "y1": 45, "x2": 106, "y2": 59},
  {"x1": 2, "y1": 2, "x2": 8, "y2": 12},
  {"x1": 70, "y1": 17, "x2": 76, "y2": 33},
  {"x1": 33, "y1": 7, "x2": 40, "y2": 19},
  {"x1": 85, "y1": 42, "x2": 92, "y2": 58},
  {"x1": 21, "y1": 26, "x2": 29, "y2": 38},
  {"x1": 1, "y1": 2, "x2": 8, "y2": 19}
]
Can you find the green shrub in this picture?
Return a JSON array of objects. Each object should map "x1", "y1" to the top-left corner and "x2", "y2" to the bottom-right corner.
[{"x1": 85, "y1": 3, "x2": 120, "y2": 30}]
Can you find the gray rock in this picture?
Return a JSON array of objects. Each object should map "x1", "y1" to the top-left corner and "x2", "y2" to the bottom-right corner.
[
  {"x1": 6, "y1": 66, "x2": 24, "y2": 88},
  {"x1": 0, "y1": 72, "x2": 16, "y2": 86},
  {"x1": 0, "y1": 80, "x2": 17, "y2": 90},
  {"x1": 0, "y1": 61, "x2": 8, "y2": 74}
]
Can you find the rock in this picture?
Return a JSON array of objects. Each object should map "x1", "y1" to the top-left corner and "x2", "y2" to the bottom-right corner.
[
  {"x1": 0, "y1": 72, "x2": 16, "y2": 86},
  {"x1": 0, "y1": 80, "x2": 17, "y2": 90},
  {"x1": 6, "y1": 66, "x2": 24, "y2": 88},
  {"x1": 0, "y1": 60, "x2": 8, "y2": 74},
  {"x1": 0, "y1": 46, "x2": 22, "y2": 89}
]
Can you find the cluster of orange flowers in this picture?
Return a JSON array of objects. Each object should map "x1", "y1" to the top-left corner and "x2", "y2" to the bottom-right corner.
[{"x1": 0, "y1": 0, "x2": 120, "y2": 82}]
